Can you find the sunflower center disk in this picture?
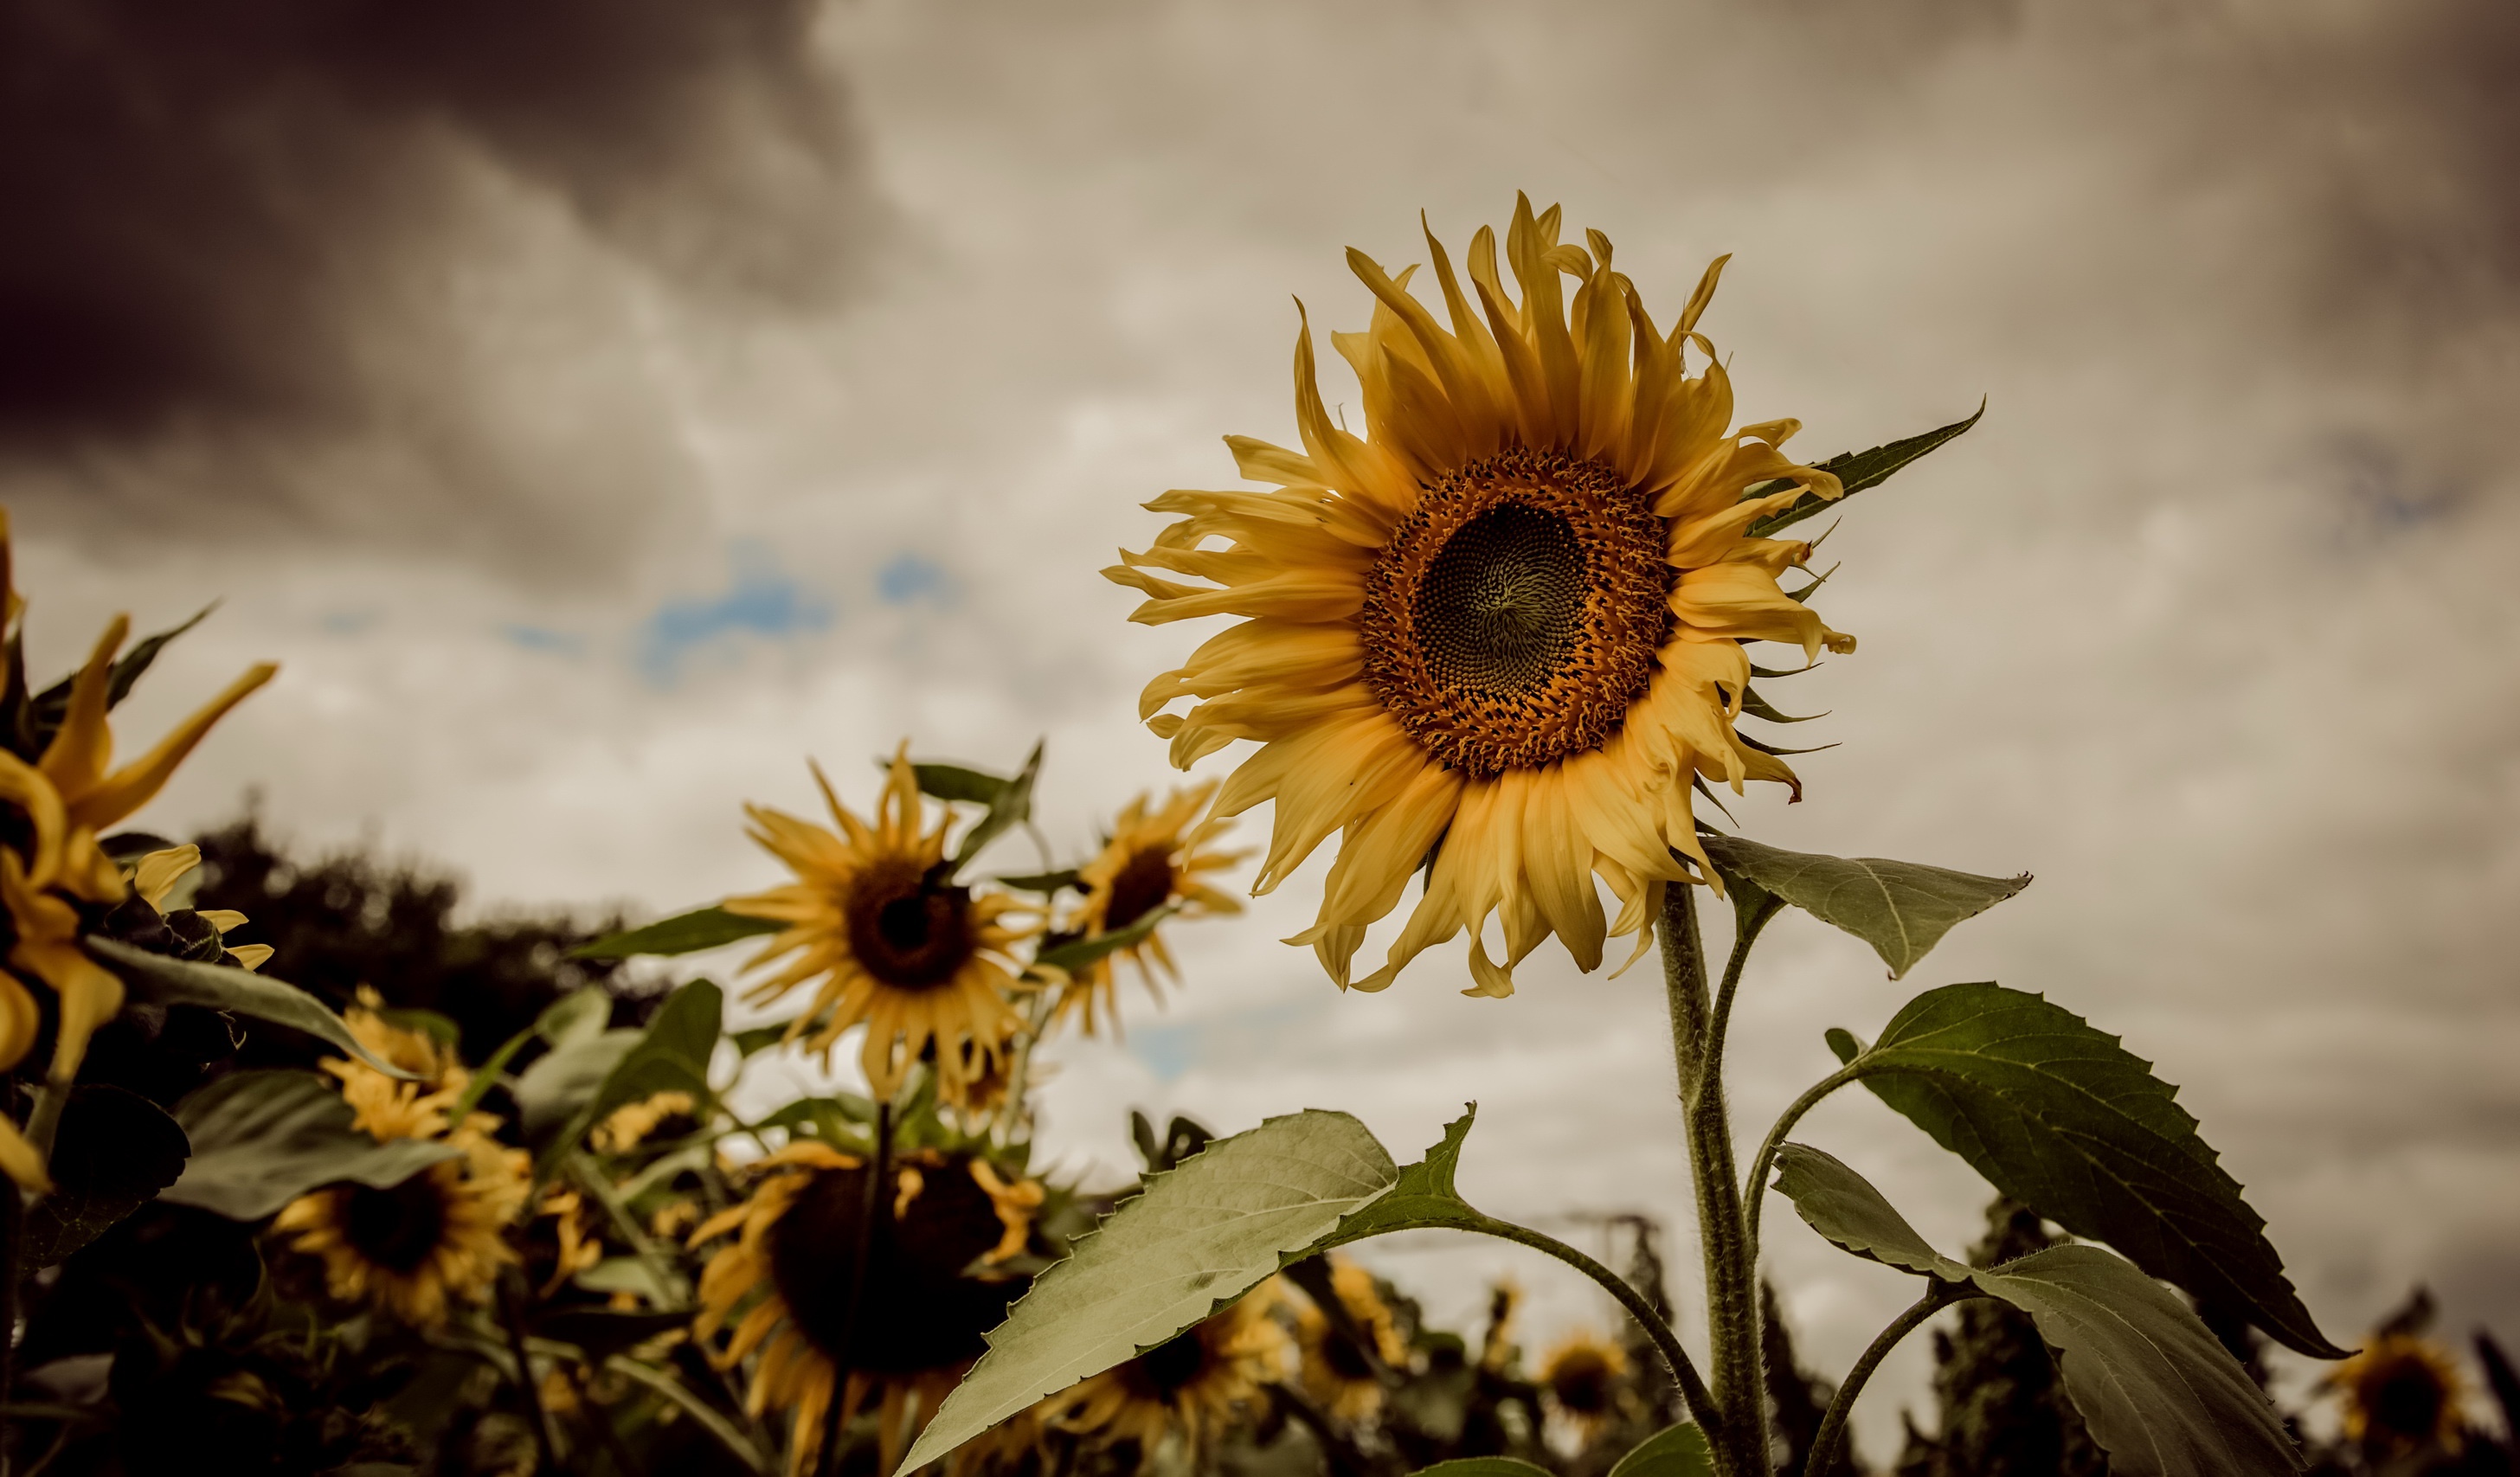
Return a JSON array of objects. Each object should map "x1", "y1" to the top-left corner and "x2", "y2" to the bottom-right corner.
[
  {"x1": 343, "y1": 1173, "x2": 450, "y2": 1274},
  {"x1": 1102, "y1": 845, "x2": 1175, "y2": 933},
  {"x1": 845, "y1": 857, "x2": 977, "y2": 991},
  {"x1": 768, "y1": 1164, "x2": 1022, "y2": 1376},
  {"x1": 1361, "y1": 449, "x2": 1674, "y2": 777}
]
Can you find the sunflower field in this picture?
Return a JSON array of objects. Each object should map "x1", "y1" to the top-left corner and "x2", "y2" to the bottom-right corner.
[{"x1": 0, "y1": 197, "x2": 2512, "y2": 1477}]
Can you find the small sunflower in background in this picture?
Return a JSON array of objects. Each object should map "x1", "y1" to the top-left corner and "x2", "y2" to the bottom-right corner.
[
  {"x1": 1051, "y1": 781, "x2": 1244, "y2": 1035},
  {"x1": 591, "y1": 1089, "x2": 701, "y2": 1154},
  {"x1": 1535, "y1": 1329, "x2": 1629, "y2": 1442},
  {"x1": 1111, "y1": 196, "x2": 1853, "y2": 998},
  {"x1": 1295, "y1": 1256, "x2": 1410, "y2": 1422},
  {"x1": 2331, "y1": 1333, "x2": 2467, "y2": 1455},
  {"x1": 1050, "y1": 1283, "x2": 1288, "y2": 1457},
  {"x1": 724, "y1": 749, "x2": 1030, "y2": 1108},
  {"x1": 689, "y1": 1141, "x2": 1044, "y2": 1476},
  {"x1": 274, "y1": 994, "x2": 529, "y2": 1326},
  {"x1": 273, "y1": 1098, "x2": 530, "y2": 1328}
]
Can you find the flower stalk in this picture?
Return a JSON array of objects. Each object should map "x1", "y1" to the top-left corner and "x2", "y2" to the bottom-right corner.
[{"x1": 1662, "y1": 882, "x2": 1767, "y2": 1477}]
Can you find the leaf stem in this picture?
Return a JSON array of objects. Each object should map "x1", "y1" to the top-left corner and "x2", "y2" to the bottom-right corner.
[
  {"x1": 1660, "y1": 882, "x2": 1765, "y2": 1477},
  {"x1": 1460, "y1": 1212, "x2": 1717, "y2": 1436},
  {"x1": 1741, "y1": 1063, "x2": 1863, "y2": 1275},
  {"x1": 604, "y1": 1356, "x2": 769, "y2": 1475},
  {"x1": 1804, "y1": 1280, "x2": 1978, "y2": 1477}
]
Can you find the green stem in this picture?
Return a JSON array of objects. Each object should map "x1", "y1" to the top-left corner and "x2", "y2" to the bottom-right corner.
[
  {"x1": 1740, "y1": 1064, "x2": 1863, "y2": 1277},
  {"x1": 1804, "y1": 1281, "x2": 1978, "y2": 1477},
  {"x1": 1457, "y1": 1212, "x2": 1717, "y2": 1435},
  {"x1": 497, "y1": 1267, "x2": 563, "y2": 1474},
  {"x1": 603, "y1": 1357, "x2": 768, "y2": 1475},
  {"x1": 1706, "y1": 894, "x2": 1784, "y2": 1074},
  {"x1": 1661, "y1": 883, "x2": 1765, "y2": 1477}
]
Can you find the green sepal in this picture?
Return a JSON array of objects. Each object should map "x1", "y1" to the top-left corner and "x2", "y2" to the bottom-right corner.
[
  {"x1": 949, "y1": 740, "x2": 1044, "y2": 874},
  {"x1": 567, "y1": 905, "x2": 781, "y2": 960},
  {"x1": 26, "y1": 604, "x2": 216, "y2": 753},
  {"x1": 996, "y1": 869, "x2": 1083, "y2": 895},
  {"x1": 1739, "y1": 687, "x2": 1825, "y2": 724},
  {"x1": 1743, "y1": 401, "x2": 1985, "y2": 539}
]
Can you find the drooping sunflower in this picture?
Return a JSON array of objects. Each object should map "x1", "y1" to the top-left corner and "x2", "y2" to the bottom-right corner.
[
  {"x1": 724, "y1": 749, "x2": 1030, "y2": 1106},
  {"x1": 1535, "y1": 1329, "x2": 1630, "y2": 1441},
  {"x1": 1051, "y1": 1282, "x2": 1288, "y2": 1456},
  {"x1": 2330, "y1": 1333, "x2": 2466, "y2": 1453},
  {"x1": 689, "y1": 1143, "x2": 1043, "y2": 1477},
  {"x1": 1109, "y1": 196, "x2": 1851, "y2": 997},
  {"x1": 1051, "y1": 781, "x2": 1245, "y2": 1035},
  {"x1": 1295, "y1": 1256, "x2": 1409, "y2": 1423}
]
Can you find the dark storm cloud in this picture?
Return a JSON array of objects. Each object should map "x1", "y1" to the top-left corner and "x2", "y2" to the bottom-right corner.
[{"x1": 0, "y1": 0, "x2": 881, "y2": 577}]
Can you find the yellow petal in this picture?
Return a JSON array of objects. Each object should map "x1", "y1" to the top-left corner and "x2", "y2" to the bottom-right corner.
[
  {"x1": 68, "y1": 662, "x2": 278, "y2": 832},
  {"x1": 133, "y1": 844, "x2": 202, "y2": 907},
  {"x1": 0, "y1": 1112, "x2": 52, "y2": 1194},
  {"x1": 37, "y1": 615, "x2": 130, "y2": 802}
]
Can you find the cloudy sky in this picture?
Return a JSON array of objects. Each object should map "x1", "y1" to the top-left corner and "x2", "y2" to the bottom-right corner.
[{"x1": 7, "y1": 0, "x2": 2517, "y2": 1456}]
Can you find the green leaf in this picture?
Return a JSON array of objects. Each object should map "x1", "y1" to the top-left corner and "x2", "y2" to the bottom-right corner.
[
  {"x1": 162, "y1": 1070, "x2": 461, "y2": 1220},
  {"x1": 529, "y1": 1307, "x2": 694, "y2": 1359},
  {"x1": 995, "y1": 869, "x2": 1082, "y2": 895},
  {"x1": 899, "y1": 1109, "x2": 1401, "y2": 1473},
  {"x1": 22, "y1": 1086, "x2": 190, "y2": 1266},
  {"x1": 576, "y1": 1256, "x2": 683, "y2": 1306},
  {"x1": 1605, "y1": 1422, "x2": 1714, "y2": 1477},
  {"x1": 951, "y1": 741, "x2": 1044, "y2": 872},
  {"x1": 513, "y1": 1030, "x2": 640, "y2": 1139},
  {"x1": 1845, "y1": 983, "x2": 2343, "y2": 1358},
  {"x1": 1411, "y1": 1461, "x2": 1555, "y2": 1477},
  {"x1": 751, "y1": 1095, "x2": 873, "y2": 1146},
  {"x1": 1321, "y1": 1106, "x2": 1484, "y2": 1247},
  {"x1": 376, "y1": 1007, "x2": 459, "y2": 1049},
  {"x1": 87, "y1": 939, "x2": 426, "y2": 1080},
  {"x1": 1697, "y1": 832, "x2": 2029, "y2": 979},
  {"x1": 1744, "y1": 402, "x2": 1985, "y2": 539},
  {"x1": 729, "y1": 1022, "x2": 794, "y2": 1057},
  {"x1": 537, "y1": 986, "x2": 613, "y2": 1047},
  {"x1": 535, "y1": 980, "x2": 722, "y2": 1174},
  {"x1": 566, "y1": 906, "x2": 781, "y2": 960},
  {"x1": 904, "y1": 761, "x2": 1012, "y2": 806},
  {"x1": 1771, "y1": 1145, "x2": 2301, "y2": 1477},
  {"x1": 1823, "y1": 1027, "x2": 1864, "y2": 1065},
  {"x1": 1032, "y1": 904, "x2": 1177, "y2": 974}
]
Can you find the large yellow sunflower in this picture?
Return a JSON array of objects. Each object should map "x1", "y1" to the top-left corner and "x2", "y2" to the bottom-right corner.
[
  {"x1": 273, "y1": 1014, "x2": 530, "y2": 1327},
  {"x1": 724, "y1": 749, "x2": 1030, "y2": 1106},
  {"x1": 1051, "y1": 781, "x2": 1245, "y2": 1035},
  {"x1": 0, "y1": 514, "x2": 275, "y2": 1186},
  {"x1": 1050, "y1": 1283, "x2": 1287, "y2": 1456},
  {"x1": 688, "y1": 1143, "x2": 1042, "y2": 1477},
  {"x1": 1108, "y1": 196, "x2": 1849, "y2": 997}
]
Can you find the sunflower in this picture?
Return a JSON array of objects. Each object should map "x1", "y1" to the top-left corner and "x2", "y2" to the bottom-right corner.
[
  {"x1": 1051, "y1": 781, "x2": 1245, "y2": 1035},
  {"x1": 273, "y1": 1107, "x2": 530, "y2": 1328},
  {"x1": 591, "y1": 1089, "x2": 701, "y2": 1154},
  {"x1": 724, "y1": 749, "x2": 1030, "y2": 1107},
  {"x1": 689, "y1": 1143, "x2": 1042, "y2": 1476},
  {"x1": 2331, "y1": 1333, "x2": 2466, "y2": 1452},
  {"x1": 1051, "y1": 1283, "x2": 1288, "y2": 1456},
  {"x1": 1108, "y1": 196, "x2": 1851, "y2": 998},
  {"x1": 1295, "y1": 1256, "x2": 1409, "y2": 1422},
  {"x1": 129, "y1": 844, "x2": 273, "y2": 970},
  {"x1": 1536, "y1": 1329, "x2": 1629, "y2": 1440},
  {"x1": 0, "y1": 512, "x2": 275, "y2": 1189},
  {"x1": 274, "y1": 999, "x2": 528, "y2": 1326}
]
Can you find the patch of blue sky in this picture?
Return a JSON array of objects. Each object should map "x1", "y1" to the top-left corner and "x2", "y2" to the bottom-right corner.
[
  {"x1": 321, "y1": 610, "x2": 381, "y2": 636},
  {"x1": 1124, "y1": 1001, "x2": 1319, "y2": 1083},
  {"x1": 501, "y1": 624, "x2": 588, "y2": 657},
  {"x1": 638, "y1": 543, "x2": 833, "y2": 684},
  {"x1": 877, "y1": 551, "x2": 952, "y2": 607}
]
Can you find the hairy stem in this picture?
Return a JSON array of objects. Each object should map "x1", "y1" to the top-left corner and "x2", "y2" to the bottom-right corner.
[
  {"x1": 1805, "y1": 1281, "x2": 1979, "y2": 1477},
  {"x1": 1741, "y1": 1064, "x2": 1864, "y2": 1275},
  {"x1": 1662, "y1": 883, "x2": 1765, "y2": 1477},
  {"x1": 1458, "y1": 1213, "x2": 1716, "y2": 1435}
]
